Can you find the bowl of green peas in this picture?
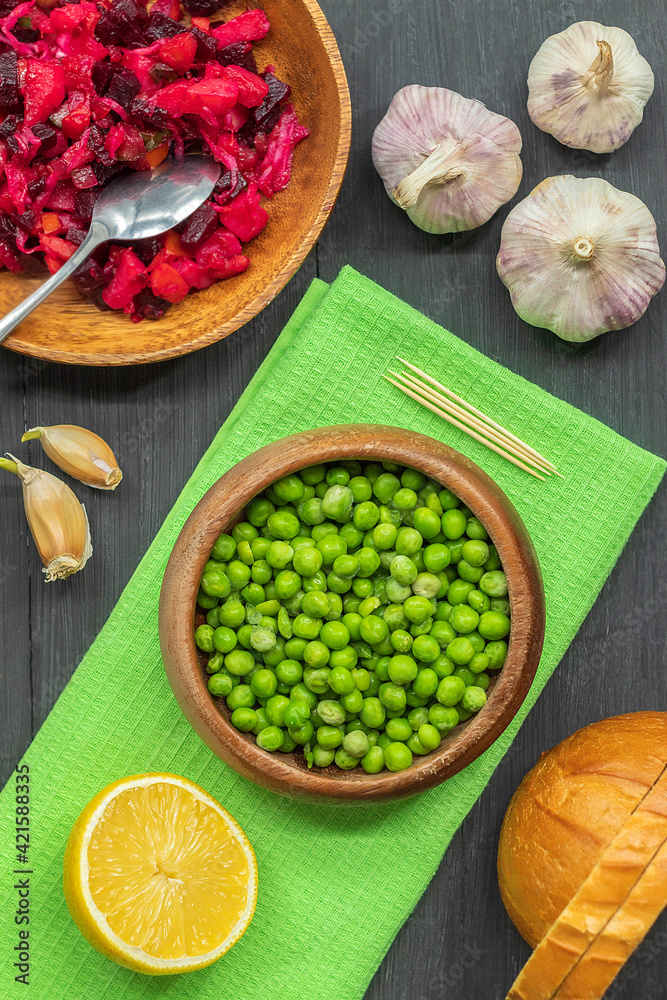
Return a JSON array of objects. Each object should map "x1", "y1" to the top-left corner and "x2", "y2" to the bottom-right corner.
[{"x1": 159, "y1": 424, "x2": 545, "y2": 803}]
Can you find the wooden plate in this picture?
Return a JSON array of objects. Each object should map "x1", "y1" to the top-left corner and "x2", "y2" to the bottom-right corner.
[
  {"x1": 0, "y1": 0, "x2": 350, "y2": 366},
  {"x1": 159, "y1": 425, "x2": 546, "y2": 803}
]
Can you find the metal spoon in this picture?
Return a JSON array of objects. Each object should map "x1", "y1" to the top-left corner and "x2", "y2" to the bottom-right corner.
[{"x1": 0, "y1": 155, "x2": 220, "y2": 345}]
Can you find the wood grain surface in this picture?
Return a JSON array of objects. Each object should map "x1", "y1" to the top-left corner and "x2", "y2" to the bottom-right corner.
[{"x1": 0, "y1": 0, "x2": 665, "y2": 996}]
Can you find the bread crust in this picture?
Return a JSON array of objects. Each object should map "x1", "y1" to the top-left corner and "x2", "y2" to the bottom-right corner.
[{"x1": 498, "y1": 712, "x2": 667, "y2": 947}]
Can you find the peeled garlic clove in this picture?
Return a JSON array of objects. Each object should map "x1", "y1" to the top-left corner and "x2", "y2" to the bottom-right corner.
[
  {"x1": 527, "y1": 22, "x2": 654, "y2": 153},
  {"x1": 496, "y1": 175, "x2": 665, "y2": 342},
  {"x1": 0, "y1": 455, "x2": 92, "y2": 581},
  {"x1": 372, "y1": 85, "x2": 522, "y2": 234},
  {"x1": 21, "y1": 424, "x2": 122, "y2": 490}
]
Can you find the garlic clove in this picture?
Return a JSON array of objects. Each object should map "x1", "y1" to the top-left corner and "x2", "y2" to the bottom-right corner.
[
  {"x1": 496, "y1": 175, "x2": 666, "y2": 342},
  {"x1": 372, "y1": 85, "x2": 522, "y2": 234},
  {"x1": 0, "y1": 455, "x2": 92, "y2": 581},
  {"x1": 21, "y1": 424, "x2": 122, "y2": 490},
  {"x1": 527, "y1": 21, "x2": 654, "y2": 153}
]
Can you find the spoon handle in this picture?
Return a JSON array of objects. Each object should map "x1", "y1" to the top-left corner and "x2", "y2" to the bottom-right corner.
[{"x1": 0, "y1": 221, "x2": 108, "y2": 346}]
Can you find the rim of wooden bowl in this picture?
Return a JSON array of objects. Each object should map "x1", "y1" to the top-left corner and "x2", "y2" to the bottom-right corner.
[
  {"x1": 159, "y1": 425, "x2": 546, "y2": 803},
  {"x1": 1, "y1": 0, "x2": 351, "y2": 366}
]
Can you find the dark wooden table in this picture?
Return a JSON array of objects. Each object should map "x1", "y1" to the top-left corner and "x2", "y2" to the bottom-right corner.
[{"x1": 1, "y1": 1, "x2": 665, "y2": 996}]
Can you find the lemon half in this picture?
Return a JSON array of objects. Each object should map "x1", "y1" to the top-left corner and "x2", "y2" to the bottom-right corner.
[{"x1": 63, "y1": 773, "x2": 257, "y2": 975}]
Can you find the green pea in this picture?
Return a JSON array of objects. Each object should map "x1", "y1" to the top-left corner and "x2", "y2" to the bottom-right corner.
[
  {"x1": 441, "y1": 508, "x2": 467, "y2": 539},
  {"x1": 410, "y1": 667, "x2": 437, "y2": 699},
  {"x1": 251, "y1": 536, "x2": 272, "y2": 560},
  {"x1": 469, "y1": 652, "x2": 490, "y2": 674},
  {"x1": 232, "y1": 522, "x2": 259, "y2": 545},
  {"x1": 372, "y1": 473, "x2": 400, "y2": 503},
  {"x1": 361, "y1": 746, "x2": 385, "y2": 773},
  {"x1": 373, "y1": 522, "x2": 398, "y2": 550},
  {"x1": 321, "y1": 484, "x2": 354, "y2": 523},
  {"x1": 300, "y1": 590, "x2": 330, "y2": 618},
  {"x1": 197, "y1": 589, "x2": 219, "y2": 610},
  {"x1": 357, "y1": 615, "x2": 388, "y2": 646},
  {"x1": 379, "y1": 682, "x2": 407, "y2": 713},
  {"x1": 328, "y1": 665, "x2": 355, "y2": 695},
  {"x1": 224, "y1": 649, "x2": 255, "y2": 676},
  {"x1": 299, "y1": 498, "x2": 325, "y2": 525},
  {"x1": 412, "y1": 507, "x2": 441, "y2": 539},
  {"x1": 291, "y1": 614, "x2": 321, "y2": 640},
  {"x1": 403, "y1": 595, "x2": 433, "y2": 624},
  {"x1": 377, "y1": 732, "x2": 392, "y2": 750},
  {"x1": 384, "y1": 742, "x2": 413, "y2": 772},
  {"x1": 390, "y1": 629, "x2": 413, "y2": 653},
  {"x1": 387, "y1": 655, "x2": 417, "y2": 685},
  {"x1": 250, "y1": 669, "x2": 277, "y2": 698},
  {"x1": 394, "y1": 527, "x2": 421, "y2": 556},
  {"x1": 195, "y1": 624, "x2": 214, "y2": 652},
  {"x1": 342, "y1": 687, "x2": 363, "y2": 713},
  {"x1": 468, "y1": 589, "x2": 491, "y2": 614},
  {"x1": 352, "y1": 500, "x2": 380, "y2": 530},
  {"x1": 275, "y1": 659, "x2": 303, "y2": 686},
  {"x1": 333, "y1": 554, "x2": 359, "y2": 579},
  {"x1": 266, "y1": 540, "x2": 294, "y2": 569},
  {"x1": 316, "y1": 534, "x2": 348, "y2": 567},
  {"x1": 255, "y1": 726, "x2": 284, "y2": 751},
  {"x1": 461, "y1": 539, "x2": 490, "y2": 567},
  {"x1": 484, "y1": 545, "x2": 502, "y2": 571},
  {"x1": 207, "y1": 672, "x2": 233, "y2": 697},
  {"x1": 342, "y1": 612, "x2": 363, "y2": 641},
  {"x1": 231, "y1": 707, "x2": 257, "y2": 732},
  {"x1": 478, "y1": 611, "x2": 510, "y2": 640},
  {"x1": 343, "y1": 730, "x2": 370, "y2": 758},
  {"x1": 217, "y1": 599, "x2": 245, "y2": 628},
  {"x1": 432, "y1": 653, "x2": 455, "y2": 679},
  {"x1": 201, "y1": 571, "x2": 231, "y2": 599},
  {"x1": 315, "y1": 724, "x2": 343, "y2": 749},
  {"x1": 334, "y1": 747, "x2": 359, "y2": 770},
  {"x1": 385, "y1": 578, "x2": 412, "y2": 603},
  {"x1": 417, "y1": 723, "x2": 441, "y2": 752},
  {"x1": 329, "y1": 646, "x2": 358, "y2": 671},
  {"x1": 466, "y1": 516, "x2": 488, "y2": 540},
  {"x1": 446, "y1": 637, "x2": 475, "y2": 665},
  {"x1": 356, "y1": 547, "x2": 381, "y2": 578},
  {"x1": 490, "y1": 597, "x2": 511, "y2": 616},
  {"x1": 479, "y1": 570, "x2": 508, "y2": 597},
  {"x1": 447, "y1": 579, "x2": 475, "y2": 606},
  {"x1": 436, "y1": 675, "x2": 466, "y2": 706},
  {"x1": 449, "y1": 605, "x2": 480, "y2": 634},
  {"x1": 486, "y1": 640, "x2": 508, "y2": 669},
  {"x1": 385, "y1": 717, "x2": 412, "y2": 742},
  {"x1": 236, "y1": 625, "x2": 253, "y2": 649},
  {"x1": 462, "y1": 685, "x2": 487, "y2": 712},
  {"x1": 422, "y1": 543, "x2": 450, "y2": 573},
  {"x1": 227, "y1": 684, "x2": 255, "y2": 711},
  {"x1": 348, "y1": 476, "x2": 373, "y2": 502},
  {"x1": 428, "y1": 704, "x2": 459, "y2": 732},
  {"x1": 319, "y1": 620, "x2": 350, "y2": 650},
  {"x1": 359, "y1": 696, "x2": 385, "y2": 729},
  {"x1": 303, "y1": 666, "x2": 331, "y2": 694},
  {"x1": 311, "y1": 522, "x2": 338, "y2": 541}
]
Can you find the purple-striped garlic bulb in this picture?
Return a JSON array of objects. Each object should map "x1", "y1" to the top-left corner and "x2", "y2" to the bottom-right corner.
[
  {"x1": 496, "y1": 175, "x2": 665, "y2": 342},
  {"x1": 527, "y1": 22, "x2": 654, "y2": 153},
  {"x1": 372, "y1": 85, "x2": 522, "y2": 234}
]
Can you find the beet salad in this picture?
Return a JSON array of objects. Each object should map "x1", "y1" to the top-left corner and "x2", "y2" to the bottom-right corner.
[{"x1": 0, "y1": 0, "x2": 309, "y2": 321}]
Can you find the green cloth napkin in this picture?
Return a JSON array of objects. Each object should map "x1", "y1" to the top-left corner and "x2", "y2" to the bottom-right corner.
[{"x1": 1, "y1": 266, "x2": 664, "y2": 1000}]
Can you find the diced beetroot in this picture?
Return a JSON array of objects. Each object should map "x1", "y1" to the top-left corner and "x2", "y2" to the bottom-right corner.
[
  {"x1": 71, "y1": 164, "x2": 97, "y2": 189},
  {"x1": 195, "y1": 227, "x2": 243, "y2": 266},
  {"x1": 102, "y1": 247, "x2": 147, "y2": 309},
  {"x1": 105, "y1": 68, "x2": 141, "y2": 108},
  {"x1": 254, "y1": 72, "x2": 290, "y2": 126},
  {"x1": 179, "y1": 201, "x2": 219, "y2": 252},
  {"x1": 182, "y1": 0, "x2": 230, "y2": 15},
  {"x1": 257, "y1": 104, "x2": 309, "y2": 196},
  {"x1": 155, "y1": 77, "x2": 238, "y2": 117},
  {"x1": 94, "y1": 0, "x2": 148, "y2": 48},
  {"x1": 20, "y1": 59, "x2": 66, "y2": 127},
  {"x1": 158, "y1": 33, "x2": 197, "y2": 73},
  {"x1": 212, "y1": 10, "x2": 270, "y2": 47},
  {"x1": 149, "y1": 259, "x2": 189, "y2": 303},
  {"x1": 0, "y1": 51, "x2": 20, "y2": 108},
  {"x1": 224, "y1": 65, "x2": 269, "y2": 108},
  {"x1": 130, "y1": 287, "x2": 172, "y2": 321},
  {"x1": 46, "y1": 181, "x2": 78, "y2": 213},
  {"x1": 144, "y1": 8, "x2": 183, "y2": 43},
  {"x1": 214, "y1": 183, "x2": 267, "y2": 242},
  {"x1": 216, "y1": 41, "x2": 257, "y2": 73}
]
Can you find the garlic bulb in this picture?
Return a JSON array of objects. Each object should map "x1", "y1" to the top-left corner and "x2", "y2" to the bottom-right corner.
[
  {"x1": 372, "y1": 86, "x2": 522, "y2": 234},
  {"x1": 527, "y1": 22, "x2": 654, "y2": 153},
  {"x1": 496, "y1": 175, "x2": 665, "y2": 342},
  {"x1": 21, "y1": 424, "x2": 122, "y2": 490},
  {"x1": 0, "y1": 456, "x2": 92, "y2": 581}
]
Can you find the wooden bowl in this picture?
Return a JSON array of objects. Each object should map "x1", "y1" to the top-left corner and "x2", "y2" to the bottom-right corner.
[
  {"x1": 159, "y1": 425, "x2": 546, "y2": 803},
  {"x1": 0, "y1": 0, "x2": 350, "y2": 366}
]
